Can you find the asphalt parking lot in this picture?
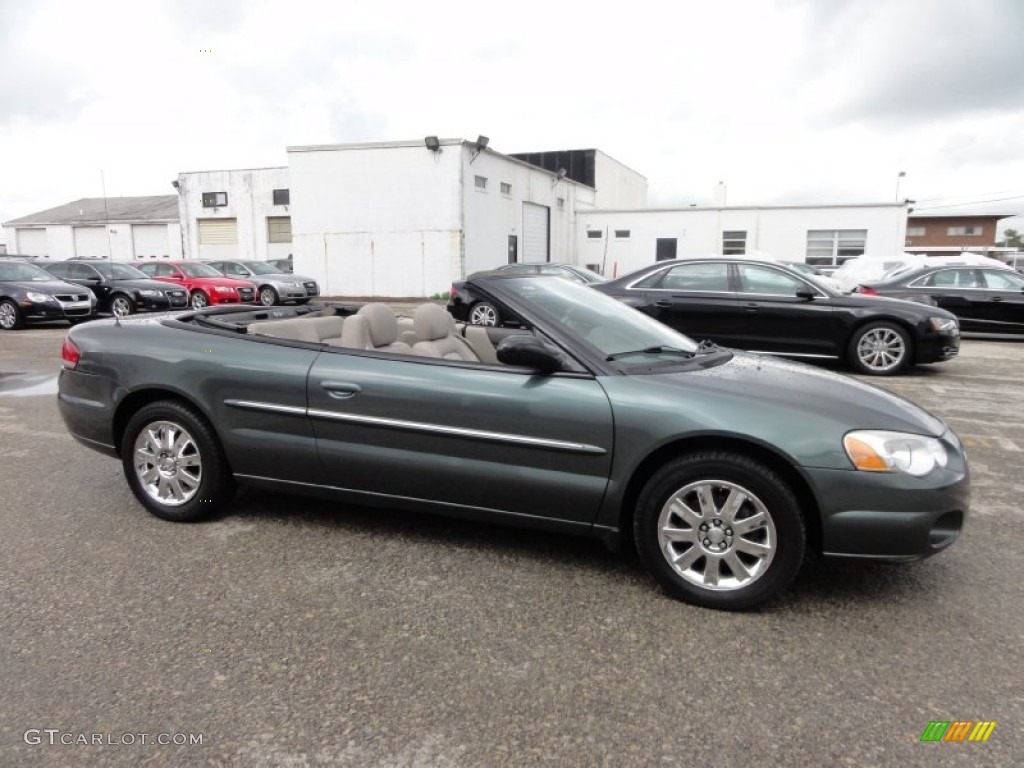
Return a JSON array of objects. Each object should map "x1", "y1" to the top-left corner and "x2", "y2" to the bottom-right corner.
[{"x1": 1, "y1": 325, "x2": 1021, "y2": 767}]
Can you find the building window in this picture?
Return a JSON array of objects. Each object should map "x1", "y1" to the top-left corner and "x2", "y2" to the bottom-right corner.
[
  {"x1": 722, "y1": 230, "x2": 747, "y2": 255},
  {"x1": 806, "y1": 229, "x2": 866, "y2": 266},
  {"x1": 614, "y1": 230, "x2": 631, "y2": 239},
  {"x1": 906, "y1": 226, "x2": 925, "y2": 237},
  {"x1": 201, "y1": 191, "x2": 228, "y2": 208},
  {"x1": 267, "y1": 216, "x2": 292, "y2": 244},
  {"x1": 474, "y1": 175, "x2": 487, "y2": 191},
  {"x1": 586, "y1": 230, "x2": 603, "y2": 239},
  {"x1": 947, "y1": 225, "x2": 982, "y2": 236},
  {"x1": 273, "y1": 189, "x2": 290, "y2": 205},
  {"x1": 500, "y1": 182, "x2": 512, "y2": 196}
]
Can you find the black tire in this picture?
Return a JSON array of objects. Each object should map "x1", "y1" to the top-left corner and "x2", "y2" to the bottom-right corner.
[
  {"x1": 847, "y1": 321, "x2": 912, "y2": 376},
  {"x1": 468, "y1": 301, "x2": 500, "y2": 326},
  {"x1": 258, "y1": 285, "x2": 279, "y2": 306},
  {"x1": 190, "y1": 291, "x2": 209, "y2": 310},
  {"x1": 109, "y1": 293, "x2": 135, "y2": 317},
  {"x1": 120, "y1": 400, "x2": 235, "y2": 522},
  {"x1": 634, "y1": 452, "x2": 805, "y2": 610},
  {"x1": 0, "y1": 298, "x2": 24, "y2": 330}
]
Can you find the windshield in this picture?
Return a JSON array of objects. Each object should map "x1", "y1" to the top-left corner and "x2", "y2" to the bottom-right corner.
[
  {"x1": 0, "y1": 262, "x2": 55, "y2": 282},
  {"x1": 242, "y1": 261, "x2": 281, "y2": 275},
  {"x1": 494, "y1": 276, "x2": 701, "y2": 364},
  {"x1": 93, "y1": 262, "x2": 151, "y2": 280},
  {"x1": 179, "y1": 262, "x2": 224, "y2": 278}
]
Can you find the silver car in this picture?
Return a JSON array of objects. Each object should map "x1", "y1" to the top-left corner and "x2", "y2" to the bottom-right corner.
[{"x1": 205, "y1": 260, "x2": 319, "y2": 306}]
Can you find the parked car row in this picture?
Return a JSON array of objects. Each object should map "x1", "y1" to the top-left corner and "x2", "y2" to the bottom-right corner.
[{"x1": 0, "y1": 257, "x2": 320, "y2": 329}]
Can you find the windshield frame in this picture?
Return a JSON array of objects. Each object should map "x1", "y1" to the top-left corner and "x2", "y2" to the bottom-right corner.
[
  {"x1": 472, "y1": 274, "x2": 728, "y2": 375},
  {"x1": 179, "y1": 262, "x2": 225, "y2": 278}
]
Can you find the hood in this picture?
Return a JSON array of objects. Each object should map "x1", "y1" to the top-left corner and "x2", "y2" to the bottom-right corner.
[{"x1": 3, "y1": 278, "x2": 92, "y2": 295}]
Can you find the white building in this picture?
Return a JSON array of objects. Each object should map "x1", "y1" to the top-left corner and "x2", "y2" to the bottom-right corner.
[
  {"x1": 285, "y1": 139, "x2": 648, "y2": 297},
  {"x1": 175, "y1": 167, "x2": 292, "y2": 262},
  {"x1": 577, "y1": 203, "x2": 911, "y2": 278},
  {"x1": 2, "y1": 197, "x2": 182, "y2": 261}
]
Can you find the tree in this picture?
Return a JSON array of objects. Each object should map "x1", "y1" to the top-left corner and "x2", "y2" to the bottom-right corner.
[{"x1": 998, "y1": 228, "x2": 1024, "y2": 248}]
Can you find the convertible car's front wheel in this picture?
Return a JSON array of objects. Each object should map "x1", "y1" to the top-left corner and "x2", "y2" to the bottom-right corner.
[
  {"x1": 634, "y1": 452, "x2": 805, "y2": 610},
  {"x1": 121, "y1": 400, "x2": 235, "y2": 522}
]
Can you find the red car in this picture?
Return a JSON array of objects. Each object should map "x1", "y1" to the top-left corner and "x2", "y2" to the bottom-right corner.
[{"x1": 132, "y1": 261, "x2": 257, "y2": 309}]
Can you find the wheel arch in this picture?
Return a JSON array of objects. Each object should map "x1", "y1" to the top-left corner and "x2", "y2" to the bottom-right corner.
[
  {"x1": 112, "y1": 387, "x2": 226, "y2": 466},
  {"x1": 615, "y1": 434, "x2": 822, "y2": 557},
  {"x1": 844, "y1": 315, "x2": 918, "y2": 353}
]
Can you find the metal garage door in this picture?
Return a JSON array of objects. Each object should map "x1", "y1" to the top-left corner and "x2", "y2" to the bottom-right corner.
[
  {"x1": 132, "y1": 224, "x2": 169, "y2": 258},
  {"x1": 74, "y1": 227, "x2": 109, "y2": 258},
  {"x1": 522, "y1": 203, "x2": 550, "y2": 262},
  {"x1": 198, "y1": 218, "x2": 238, "y2": 244},
  {"x1": 17, "y1": 228, "x2": 48, "y2": 256}
]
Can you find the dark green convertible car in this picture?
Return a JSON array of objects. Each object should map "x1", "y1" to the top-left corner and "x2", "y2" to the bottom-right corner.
[{"x1": 57, "y1": 274, "x2": 969, "y2": 610}]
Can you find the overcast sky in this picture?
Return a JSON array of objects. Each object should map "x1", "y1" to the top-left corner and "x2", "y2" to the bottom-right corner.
[{"x1": 3, "y1": 0, "x2": 1024, "y2": 237}]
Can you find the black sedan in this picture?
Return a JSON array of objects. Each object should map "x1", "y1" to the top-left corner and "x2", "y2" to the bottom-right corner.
[
  {"x1": 593, "y1": 258, "x2": 961, "y2": 375},
  {"x1": 42, "y1": 260, "x2": 188, "y2": 317},
  {"x1": 58, "y1": 274, "x2": 968, "y2": 610},
  {"x1": 859, "y1": 265, "x2": 1024, "y2": 335},
  {"x1": 0, "y1": 259, "x2": 96, "y2": 330},
  {"x1": 449, "y1": 263, "x2": 605, "y2": 326}
]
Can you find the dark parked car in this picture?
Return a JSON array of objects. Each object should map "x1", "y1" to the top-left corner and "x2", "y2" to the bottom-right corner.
[
  {"x1": 0, "y1": 259, "x2": 96, "y2": 330},
  {"x1": 132, "y1": 260, "x2": 256, "y2": 308},
  {"x1": 42, "y1": 260, "x2": 188, "y2": 316},
  {"x1": 58, "y1": 274, "x2": 968, "y2": 610},
  {"x1": 204, "y1": 259, "x2": 318, "y2": 306},
  {"x1": 592, "y1": 257, "x2": 961, "y2": 375},
  {"x1": 449, "y1": 263, "x2": 605, "y2": 326},
  {"x1": 859, "y1": 265, "x2": 1024, "y2": 335}
]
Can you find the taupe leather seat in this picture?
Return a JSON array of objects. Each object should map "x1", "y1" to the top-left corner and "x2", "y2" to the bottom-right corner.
[
  {"x1": 249, "y1": 316, "x2": 344, "y2": 344},
  {"x1": 340, "y1": 304, "x2": 413, "y2": 353},
  {"x1": 411, "y1": 303, "x2": 480, "y2": 361}
]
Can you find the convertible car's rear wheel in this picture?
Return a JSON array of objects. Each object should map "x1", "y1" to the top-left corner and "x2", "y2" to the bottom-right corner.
[
  {"x1": 634, "y1": 452, "x2": 805, "y2": 610},
  {"x1": 121, "y1": 400, "x2": 235, "y2": 522},
  {"x1": 848, "y1": 322, "x2": 911, "y2": 375}
]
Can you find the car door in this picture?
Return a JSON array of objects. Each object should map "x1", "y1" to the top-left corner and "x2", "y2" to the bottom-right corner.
[
  {"x1": 624, "y1": 261, "x2": 744, "y2": 344},
  {"x1": 975, "y1": 269, "x2": 1024, "y2": 333},
  {"x1": 69, "y1": 263, "x2": 111, "y2": 303},
  {"x1": 910, "y1": 268, "x2": 982, "y2": 329},
  {"x1": 733, "y1": 263, "x2": 840, "y2": 355},
  {"x1": 306, "y1": 349, "x2": 614, "y2": 527}
]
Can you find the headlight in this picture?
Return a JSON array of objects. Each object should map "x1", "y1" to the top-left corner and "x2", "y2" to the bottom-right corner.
[
  {"x1": 844, "y1": 430, "x2": 948, "y2": 476},
  {"x1": 25, "y1": 291, "x2": 52, "y2": 302},
  {"x1": 929, "y1": 316, "x2": 958, "y2": 333},
  {"x1": 214, "y1": 286, "x2": 234, "y2": 294},
  {"x1": 138, "y1": 289, "x2": 161, "y2": 297}
]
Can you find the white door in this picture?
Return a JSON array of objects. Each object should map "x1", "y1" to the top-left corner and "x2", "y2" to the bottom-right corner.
[
  {"x1": 522, "y1": 203, "x2": 549, "y2": 262},
  {"x1": 132, "y1": 224, "x2": 169, "y2": 259},
  {"x1": 73, "y1": 227, "x2": 109, "y2": 258},
  {"x1": 17, "y1": 228, "x2": 48, "y2": 256}
]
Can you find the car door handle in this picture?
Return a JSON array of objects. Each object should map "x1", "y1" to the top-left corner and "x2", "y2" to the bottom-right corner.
[
  {"x1": 321, "y1": 381, "x2": 362, "y2": 399},
  {"x1": 745, "y1": 303, "x2": 760, "y2": 311},
  {"x1": 655, "y1": 300, "x2": 671, "y2": 308},
  {"x1": 991, "y1": 297, "x2": 1003, "y2": 302}
]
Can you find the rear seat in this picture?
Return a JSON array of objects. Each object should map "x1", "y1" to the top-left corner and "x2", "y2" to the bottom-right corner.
[{"x1": 249, "y1": 316, "x2": 345, "y2": 344}]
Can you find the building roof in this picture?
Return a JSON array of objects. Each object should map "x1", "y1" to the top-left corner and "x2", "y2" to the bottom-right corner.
[
  {"x1": 908, "y1": 211, "x2": 1016, "y2": 220},
  {"x1": 4, "y1": 196, "x2": 179, "y2": 227}
]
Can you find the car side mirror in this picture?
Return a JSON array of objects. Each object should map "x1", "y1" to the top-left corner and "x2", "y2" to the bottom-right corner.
[
  {"x1": 796, "y1": 289, "x2": 817, "y2": 300},
  {"x1": 496, "y1": 335, "x2": 563, "y2": 373}
]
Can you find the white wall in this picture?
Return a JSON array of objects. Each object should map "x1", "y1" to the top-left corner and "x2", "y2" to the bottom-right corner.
[
  {"x1": 592, "y1": 151, "x2": 648, "y2": 209},
  {"x1": 5, "y1": 222, "x2": 178, "y2": 261},
  {"x1": 177, "y1": 167, "x2": 290, "y2": 262},
  {"x1": 288, "y1": 141, "x2": 464, "y2": 296},
  {"x1": 578, "y1": 205, "x2": 908, "y2": 277}
]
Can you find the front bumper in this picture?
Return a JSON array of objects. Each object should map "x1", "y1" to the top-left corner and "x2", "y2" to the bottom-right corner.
[
  {"x1": 23, "y1": 296, "x2": 95, "y2": 322},
  {"x1": 916, "y1": 331, "x2": 960, "y2": 364},
  {"x1": 808, "y1": 463, "x2": 969, "y2": 561}
]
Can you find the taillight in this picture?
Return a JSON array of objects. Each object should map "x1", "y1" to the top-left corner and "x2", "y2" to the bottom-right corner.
[
  {"x1": 450, "y1": 286, "x2": 458, "y2": 298},
  {"x1": 858, "y1": 286, "x2": 878, "y2": 296},
  {"x1": 61, "y1": 337, "x2": 80, "y2": 370}
]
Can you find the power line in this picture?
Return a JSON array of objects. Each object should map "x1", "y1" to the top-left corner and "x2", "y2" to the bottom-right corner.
[{"x1": 913, "y1": 194, "x2": 1024, "y2": 211}]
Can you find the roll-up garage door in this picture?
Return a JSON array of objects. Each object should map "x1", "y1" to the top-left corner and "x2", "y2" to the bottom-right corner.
[
  {"x1": 522, "y1": 202, "x2": 550, "y2": 262},
  {"x1": 17, "y1": 228, "x2": 48, "y2": 256},
  {"x1": 198, "y1": 218, "x2": 238, "y2": 244},
  {"x1": 132, "y1": 224, "x2": 169, "y2": 258},
  {"x1": 74, "y1": 226, "x2": 109, "y2": 258}
]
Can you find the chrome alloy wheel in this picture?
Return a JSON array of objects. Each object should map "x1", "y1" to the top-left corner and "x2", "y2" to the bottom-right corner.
[
  {"x1": 469, "y1": 303, "x2": 498, "y2": 326},
  {"x1": 111, "y1": 295, "x2": 133, "y2": 317},
  {"x1": 0, "y1": 302, "x2": 17, "y2": 329},
  {"x1": 259, "y1": 287, "x2": 277, "y2": 306},
  {"x1": 133, "y1": 420, "x2": 203, "y2": 507},
  {"x1": 856, "y1": 327, "x2": 906, "y2": 373},
  {"x1": 657, "y1": 480, "x2": 776, "y2": 591},
  {"x1": 190, "y1": 292, "x2": 209, "y2": 309}
]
